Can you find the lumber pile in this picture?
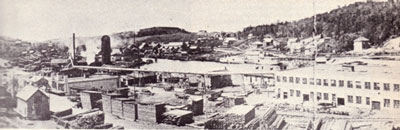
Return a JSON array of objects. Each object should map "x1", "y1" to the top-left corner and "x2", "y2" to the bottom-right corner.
[
  {"x1": 50, "y1": 108, "x2": 72, "y2": 122},
  {"x1": 223, "y1": 95, "x2": 245, "y2": 107},
  {"x1": 189, "y1": 97, "x2": 203, "y2": 115},
  {"x1": 111, "y1": 98, "x2": 135, "y2": 118},
  {"x1": 80, "y1": 91, "x2": 102, "y2": 110},
  {"x1": 161, "y1": 110, "x2": 194, "y2": 126},
  {"x1": 122, "y1": 101, "x2": 137, "y2": 121},
  {"x1": 93, "y1": 123, "x2": 113, "y2": 129},
  {"x1": 102, "y1": 93, "x2": 124, "y2": 115},
  {"x1": 137, "y1": 102, "x2": 166, "y2": 123},
  {"x1": 69, "y1": 110, "x2": 105, "y2": 129}
]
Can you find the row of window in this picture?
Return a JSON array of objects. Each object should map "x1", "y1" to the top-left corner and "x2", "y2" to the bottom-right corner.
[
  {"x1": 286, "y1": 89, "x2": 400, "y2": 109},
  {"x1": 276, "y1": 76, "x2": 400, "y2": 92}
]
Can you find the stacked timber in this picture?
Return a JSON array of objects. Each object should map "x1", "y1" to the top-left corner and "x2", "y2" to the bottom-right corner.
[
  {"x1": 102, "y1": 93, "x2": 124, "y2": 115},
  {"x1": 122, "y1": 101, "x2": 138, "y2": 121},
  {"x1": 93, "y1": 123, "x2": 113, "y2": 129},
  {"x1": 111, "y1": 98, "x2": 135, "y2": 118},
  {"x1": 223, "y1": 95, "x2": 245, "y2": 107},
  {"x1": 204, "y1": 118, "x2": 224, "y2": 129},
  {"x1": 223, "y1": 105, "x2": 256, "y2": 129},
  {"x1": 69, "y1": 110, "x2": 105, "y2": 129},
  {"x1": 161, "y1": 110, "x2": 194, "y2": 126},
  {"x1": 190, "y1": 97, "x2": 203, "y2": 116},
  {"x1": 50, "y1": 108, "x2": 72, "y2": 122},
  {"x1": 80, "y1": 91, "x2": 102, "y2": 110},
  {"x1": 137, "y1": 102, "x2": 166, "y2": 123}
]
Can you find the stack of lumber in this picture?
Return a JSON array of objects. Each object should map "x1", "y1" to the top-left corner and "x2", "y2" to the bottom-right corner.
[
  {"x1": 102, "y1": 93, "x2": 124, "y2": 115},
  {"x1": 190, "y1": 97, "x2": 203, "y2": 115},
  {"x1": 111, "y1": 98, "x2": 135, "y2": 118},
  {"x1": 204, "y1": 118, "x2": 224, "y2": 129},
  {"x1": 223, "y1": 113, "x2": 247, "y2": 129},
  {"x1": 270, "y1": 116, "x2": 287, "y2": 130},
  {"x1": 93, "y1": 123, "x2": 113, "y2": 129},
  {"x1": 50, "y1": 108, "x2": 72, "y2": 122},
  {"x1": 80, "y1": 91, "x2": 102, "y2": 110},
  {"x1": 69, "y1": 110, "x2": 105, "y2": 129},
  {"x1": 122, "y1": 101, "x2": 137, "y2": 121},
  {"x1": 137, "y1": 102, "x2": 166, "y2": 123},
  {"x1": 161, "y1": 110, "x2": 194, "y2": 126},
  {"x1": 223, "y1": 95, "x2": 245, "y2": 107},
  {"x1": 109, "y1": 125, "x2": 124, "y2": 129}
]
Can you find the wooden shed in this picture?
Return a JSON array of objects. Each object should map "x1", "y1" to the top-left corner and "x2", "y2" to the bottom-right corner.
[{"x1": 15, "y1": 86, "x2": 50, "y2": 120}]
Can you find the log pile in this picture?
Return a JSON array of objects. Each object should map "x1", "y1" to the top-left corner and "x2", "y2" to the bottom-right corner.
[{"x1": 161, "y1": 110, "x2": 194, "y2": 126}]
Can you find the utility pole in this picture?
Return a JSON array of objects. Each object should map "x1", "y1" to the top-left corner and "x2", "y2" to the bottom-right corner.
[{"x1": 312, "y1": 1, "x2": 318, "y2": 122}]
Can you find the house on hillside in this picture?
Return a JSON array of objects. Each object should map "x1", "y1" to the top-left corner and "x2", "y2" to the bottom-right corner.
[
  {"x1": 247, "y1": 34, "x2": 255, "y2": 39},
  {"x1": 165, "y1": 42, "x2": 184, "y2": 49},
  {"x1": 250, "y1": 41, "x2": 263, "y2": 49},
  {"x1": 15, "y1": 86, "x2": 50, "y2": 120},
  {"x1": 353, "y1": 37, "x2": 370, "y2": 52},
  {"x1": 223, "y1": 37, "x2": 238, "y2": 46},
  {"x1": 263, "y1": 35, "x2": 274, "y2": 47}
]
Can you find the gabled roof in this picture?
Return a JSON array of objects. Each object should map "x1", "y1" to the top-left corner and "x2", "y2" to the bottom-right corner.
[
  {"x1": 16, "y1": 86, "x2": 48, "y2": 101},
  {"x1": 354, "y1": 37, "x2": 369, "y2": 42}
]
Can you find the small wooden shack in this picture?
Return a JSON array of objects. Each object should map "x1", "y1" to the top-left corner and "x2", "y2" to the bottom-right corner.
[{"x1": 15, "y1": 86, "x2": 50, "y2": 120}]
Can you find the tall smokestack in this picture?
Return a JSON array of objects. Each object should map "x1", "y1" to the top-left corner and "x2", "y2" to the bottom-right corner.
[
  {"x1": 72, "y1": 33, "x2": 76, "y2": 60},
  {"x1": 100, "y1": 35, "x2": 112, "y2": 64}
]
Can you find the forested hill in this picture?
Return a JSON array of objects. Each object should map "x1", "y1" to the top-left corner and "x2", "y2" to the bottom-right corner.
[{"x1": 239, "y1": 1, "x2": 400, "y2": 51}]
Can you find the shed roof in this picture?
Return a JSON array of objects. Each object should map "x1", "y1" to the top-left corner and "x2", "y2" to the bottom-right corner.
[{"x1": 16, "y1": 86, "x2": 48, "y2": 101}]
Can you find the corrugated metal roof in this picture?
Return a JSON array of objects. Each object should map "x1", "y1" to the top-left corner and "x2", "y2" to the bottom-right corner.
[{"x1": 16, "y1": 86, "x2": 48, "y2": 101}]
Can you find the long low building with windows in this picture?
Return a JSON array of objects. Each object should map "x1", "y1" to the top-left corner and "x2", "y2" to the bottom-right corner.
[{"x1": 274, "y1": 60, "x2": 400, "y2": 111}]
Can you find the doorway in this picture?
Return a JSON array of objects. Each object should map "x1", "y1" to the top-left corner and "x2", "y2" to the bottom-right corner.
[
  {"x1": 372, "y1": 101, "x2": 380, "y2": 110},
  {"x1": 337, "y1": 98, "x2": 345, "y2": 106}
]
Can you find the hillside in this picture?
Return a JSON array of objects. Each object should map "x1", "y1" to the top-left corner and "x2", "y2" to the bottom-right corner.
[
  {"x1": 0, "y1": 36, "x2": 31, "y2": 60},
  {"x1": 240, "y1": 1, "x2": 400, "y2": 52}
]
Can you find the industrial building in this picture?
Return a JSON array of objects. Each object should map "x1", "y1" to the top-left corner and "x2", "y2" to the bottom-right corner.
[
  {"x1": 53, "y1": 74, "x2": 120, "y2": 95},
  {"x1": 274, "y1": 60, "x2": 400, "y2": 110}
]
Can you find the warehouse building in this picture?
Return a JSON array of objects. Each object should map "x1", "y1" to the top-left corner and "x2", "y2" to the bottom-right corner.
[
  {"x1": 54, "y1": 74, "x2": 120, "y2": 96},
  {"x1": 274, "y1": 61, "x2": 400, "y2": 111}
]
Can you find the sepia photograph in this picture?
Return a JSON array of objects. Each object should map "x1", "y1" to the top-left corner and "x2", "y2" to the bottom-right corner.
[{"x1": 0, "y1": 0, "x2": 400, "y2": 129}]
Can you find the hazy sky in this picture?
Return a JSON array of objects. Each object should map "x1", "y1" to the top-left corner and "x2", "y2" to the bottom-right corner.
[{"x1": 0, "y1": 0, "x2": 372, "y2": 42}]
